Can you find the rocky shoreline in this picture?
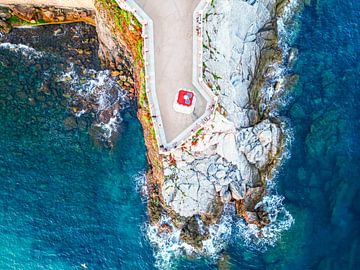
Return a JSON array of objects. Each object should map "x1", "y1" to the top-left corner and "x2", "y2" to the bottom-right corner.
[
  {"x1": 157, "y1": 0, "x2": 290, "y2": 248},
  {"x1": 0, "y1": 0, "x2": 292, "y2": 252},
  {"x1": 0, "y1": 4, "x2": 95, "y2": 34}
]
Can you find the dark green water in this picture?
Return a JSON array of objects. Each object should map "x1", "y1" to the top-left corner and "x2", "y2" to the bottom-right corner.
[{"x1": 0, "y1": 0, "x2": 359, "y2": 268}]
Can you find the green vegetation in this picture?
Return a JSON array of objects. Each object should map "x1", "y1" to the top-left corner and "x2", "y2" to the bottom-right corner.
[
  {"x1": 212, "y1": 72, "x2": 222, "y2": 80},
  {"x1": 196, "y1": 127, "x2": 204, "y2": 136},
  {"x1": 6, "y1": 16, "x2": 47, "y2": 26},
  {"x1": 136, "y1": 40, "x2": 144, "y2": 61},
  {"x1": 138, "y1": 68, "x2": 147, "y2": 107},
  {"x1": 100, "y1": 0, "x2": 142, "y2": 31}
]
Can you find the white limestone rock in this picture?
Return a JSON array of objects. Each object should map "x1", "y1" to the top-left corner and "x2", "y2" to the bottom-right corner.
[
  {"x1": 229, "y1": 181, "x2": 245, "y2": 201},
  {"x1": 215, "y1": 170, "x2": 227, "y2": 179},
  {"x1": 216, "y1": 133, "x2": 240, "y2": 164},
  {"x1": 162, "y1": 170, "x2": 216, "y2": 217},
  {"x1": 161, "y1": 0, "x2": 284, "y2": 220},
  {"x1": 237, "y1": 120, "x2": 281, "y2": 169},
  {"x1": 222, "y1": 191, "x2": 232, "y2": 203},
  {"x1": 164, "y1": 168, "x2": 173, "y2": 177},
  {"x1": 207, "y1": 163, "x2": 218, "y2": 176}
]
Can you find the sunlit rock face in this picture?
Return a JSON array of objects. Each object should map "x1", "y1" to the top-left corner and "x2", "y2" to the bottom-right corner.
[{"x1": 162, "y1": 0, "x2": 284, "y2": 226}]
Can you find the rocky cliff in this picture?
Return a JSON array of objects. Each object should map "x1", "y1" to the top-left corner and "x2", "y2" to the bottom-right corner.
[
  {"x1": 1, "y1": 0, "x2": 291, "y2": 251},
  {"x1": 94, "y1": 0, "x2": 165, "y2": 224},
  {"x1": 0, "y1": 4, "x2": 95, "y2": 33},
  {"x1": 159, "y1": 0, "x2": 289, "y2": 247},
  {"x1": 94, "y1": 0, "x2": 289, "y2": 249},
  {"x1": 201, "y1": 0, "x2": 288, "y2": 225}
]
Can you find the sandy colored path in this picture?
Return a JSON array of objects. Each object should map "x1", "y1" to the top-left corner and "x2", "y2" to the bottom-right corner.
[
  {"x1": 135, "y1": 0, "x2": 207, "y2": 143},
  {"x1": 0, "y1": 0, "x2": 95, "y2": 9}
]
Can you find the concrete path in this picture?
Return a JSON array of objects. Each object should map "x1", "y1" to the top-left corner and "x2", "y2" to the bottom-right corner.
[{"x1": 135, "y1": 0, "x2": 207, "y2": 144}]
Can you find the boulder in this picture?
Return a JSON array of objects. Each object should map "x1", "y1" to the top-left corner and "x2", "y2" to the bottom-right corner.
[
  {"x1": 162, "y1": 171, "x2": 216, "y2": 217},
  {"x1": 207, "y1": 163, "x2": 217, "y2": 176},
  {"x1": 0, "y1": 20, "x2": 11, "y2": 34},
  {"x1": 229, "y1": 181, "x2": 245, "y2": 201},
  {"x1": 237, "y1": 120, "x2": 281, "y2": 169},
  {"x1": 216, "y1": 132, "x2": 240, "y2": 164}
]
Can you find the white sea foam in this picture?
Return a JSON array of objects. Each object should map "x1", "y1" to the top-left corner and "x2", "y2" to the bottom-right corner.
[
  {"x1": 59, "y1": 64, "x2": 129, "y2": 140},
  {"x1": 0, "y1": 42, "x2": 44, "y2": 59},
  {"x1": 261, "y1": 0, "x2": 303, "y2": 112},
  {"x1": 202, "y1": 206, "x2": 234, "y2": 257},
  {"x1": 278, "y1": 0, "x2": 303, "y2": 53},
  {"x1": 95, "y1": 111, "x2": 121, "y2": 139},
  {"x1": 236, "y1": 194, "x2": 294, "y2": 251},
  {"x1": 134, "y1": 171, "x2": 148, "y2": 200},
  {"x1": 146, "y1": 206, "x2": 235, "y2": 269},
  {"x1": 146, "y1": 215, "x2": 195, "y2": 270}
]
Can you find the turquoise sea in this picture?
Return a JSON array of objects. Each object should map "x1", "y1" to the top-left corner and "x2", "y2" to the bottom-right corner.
[{"x1": 0, "y1": 0, "x2": 359, "y2": 269}]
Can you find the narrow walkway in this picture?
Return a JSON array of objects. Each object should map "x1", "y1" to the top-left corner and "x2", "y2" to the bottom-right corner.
[{"x1": 134, "y1": 0, "x2": 208, "y2": 144}]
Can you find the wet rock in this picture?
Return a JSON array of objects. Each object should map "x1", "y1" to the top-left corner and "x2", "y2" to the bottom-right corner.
[
  {"x1": 244, "y1": 186, "x2": 266, "y2": 211},
  {"x1": 64, "y1": 116, "x2": 77, "y2": 130},
  {"x1": 158, "y1": 223, "x2": 173, "y2": 234},
  {"x1": 0, "y1": 7, "x2": 12, "y2": 20},
  {"x1": 180, "y1": 216, "x2": 209, "y2": 249},
  {"x1": 245, "y1": 211, "x2": 259, "y2": 225},
  {"x1": 0, "y1": 20, "x2": 12, "y2": 34},
  {"x1": 98, "y1": 108, "x2": 112, "y2": 124}
]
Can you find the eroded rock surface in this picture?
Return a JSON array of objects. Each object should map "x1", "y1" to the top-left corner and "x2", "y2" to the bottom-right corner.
[
  {"x1": 161, "y1": 0, "x2": 285, "y2": 232},
  {"x1": 92, "y1": 0, "x2": 288, "y2": 249}
]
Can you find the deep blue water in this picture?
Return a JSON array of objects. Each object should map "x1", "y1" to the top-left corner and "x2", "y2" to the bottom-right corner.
[
  {"x1": 0, "y1": 27, "x2": 156, "y2": 269},
  {"x1": 0, "y1": 0, "x2": 359, "y2": 269},
  {"x1": 262, "y1": 0, "x2": 360, "y2": 268}
]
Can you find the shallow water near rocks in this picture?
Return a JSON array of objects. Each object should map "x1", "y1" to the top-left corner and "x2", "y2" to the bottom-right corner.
[
  {"x1": 0, "y1": 24, "x2": 155, "y2": 270},
  {"x1": 1, "y1": 0, "x2": 360, "y2": 268}
]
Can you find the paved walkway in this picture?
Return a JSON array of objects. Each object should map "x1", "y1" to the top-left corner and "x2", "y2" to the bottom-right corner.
[{"x1": 135, "y1": 0, "x2": 209, "y2": 144}]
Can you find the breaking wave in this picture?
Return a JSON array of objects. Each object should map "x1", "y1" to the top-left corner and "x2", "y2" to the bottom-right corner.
[
  {"x1": 236, "y1": 0, "x2": 300, "y2": 252},
  {"x1": 0, "y1": 42, "x2": 44, "y2": 59},
  {"x1": 236, "y1": 194, "x2": 294, "y2": 251},
  {"x1": 146, "y1": 194, "x2": 294, "y2": 269},
  {"x1": 146, "y1": 210, "x2": 233, "y2": 269},
  {"x1": 262, "y1": 0, "x2": 303, "y2": 116},
  {"x1": 134, "y1": 170, "x2": 148, "y2": 201},
  {"x1": 146, "y1": 216, "x2": 195, "y2": 270},
  {"x1": 59, "y1": 64, "x2": 129, "y2": 142}
]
